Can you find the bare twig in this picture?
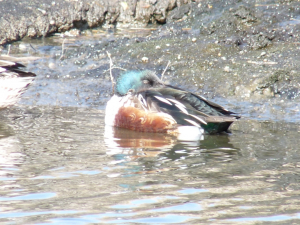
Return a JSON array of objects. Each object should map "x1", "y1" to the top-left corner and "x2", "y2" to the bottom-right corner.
[
  {"x1": 59, "y1": 39, "x2": 67, "y2": 60},
  {"x1": 105, "y1": 51, "x2": 127, "y2": 94},
  {"x1": 29, "y1": 44, "x2": 37, "y2": 52},
  {"x1": 247, "y1": 60, "x2": 278, "y2": 65},
  {"x1": 103, "y1": 66, "x2": 126, "y2": 74},
  {"x1": 291, "y1": 18, "x2": 300, "y2": 22},
  {"x1": 7, "y1": 44, "x2": 11, "y2": 56},
  {"x1": 106, "y1": 51, "x2": 116, "y2": 94},
  {"x1": 161, "y1": 60, "x2": 170, "y2": 81}
]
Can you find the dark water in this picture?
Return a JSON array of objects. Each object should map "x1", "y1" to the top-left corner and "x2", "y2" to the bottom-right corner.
[{"x1": 1, "y1": 29, "x2": 300, "y2": 224}]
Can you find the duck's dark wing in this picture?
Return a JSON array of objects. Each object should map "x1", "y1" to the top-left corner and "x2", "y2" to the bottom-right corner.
[
  {"x1": 163, "y1": 86, "x2": 239, "y2": 116},
  {"x1": 137, "y1": 87, "x2": 239, "y2": 134},
  {"x1": 0, "y1": 58, "x2": 36, "y2": 77}
]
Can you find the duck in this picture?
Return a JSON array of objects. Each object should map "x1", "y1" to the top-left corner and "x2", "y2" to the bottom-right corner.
[
  {"x1": 105, "y1": 70, "x2": 239, "y2": 136},
  {"x1": 0, "y1": 56, "x2": 36, "y2": 109}
]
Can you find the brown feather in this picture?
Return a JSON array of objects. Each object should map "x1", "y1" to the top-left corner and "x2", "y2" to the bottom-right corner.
[{"x1": 114, "y1": 106, "x2": 177, "y2": 133}]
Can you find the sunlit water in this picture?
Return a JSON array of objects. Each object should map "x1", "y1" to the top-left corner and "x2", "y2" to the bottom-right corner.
[
  {"x1": 1, "y1": 106, "x2": 300, "y2": 224},
  {"x1": 1, "y1": 28, "x2": 300, "y2": 224}
]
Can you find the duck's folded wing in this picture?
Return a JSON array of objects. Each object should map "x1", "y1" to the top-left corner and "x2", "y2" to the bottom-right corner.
[
  {"x1": 160, "y1": 86, "x2": 238, "y2": 117},
  {"x1": 137, "y1": 88, "x2": 238, "y2": 133},
  {"x1": 137, "y1": 89, "x2": 207, "y2": 128},
  {"x1": 0, "y1": 58, "x2": 36, "y2": 77}
]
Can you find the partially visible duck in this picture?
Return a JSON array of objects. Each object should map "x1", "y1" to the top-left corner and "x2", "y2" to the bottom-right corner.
[
  {"x1": 0, "y1": 56, "x2": 36, "y2": 109},
  {"x1": 105, "y1": 70, "x2": 239, "y2": 137}
]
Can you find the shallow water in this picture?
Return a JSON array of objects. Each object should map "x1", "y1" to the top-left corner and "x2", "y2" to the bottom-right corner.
[
  {"x1": 1, "y1": 28, "x2": 300, "y2": 224},
  {"x1": 1, "y1": 106, "x2": 300, "y2": 224}
]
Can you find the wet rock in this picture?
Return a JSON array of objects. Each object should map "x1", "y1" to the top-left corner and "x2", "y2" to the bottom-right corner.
[
  {"x1": 141, "y1": 57, "x2": 149, "y2": 63},
  {"x1": 254, "y1": 70, "x2": 300, "y2": 99},
  {"x1": 235, "y1": 85, "x2": 251, "y2": 98},
  {"x1": 60, "y1": 29, "x2": 81, "y2": 37},
  {"x1": 224, "y1": 36, "x2": 243, "y2": 46},
  {"x1": 0, "y1": 0, "x2": 180, "y2": 45},
  {"x1": 168, "y1": 4, "x2": 191, "y2": 21},
  {"x1": 232, "y1": 5, "x2": 257, "y2": 25},
  {"x1": 223, "y1": 66, "x2": 231, "y2": 73},
  {"x1": 248, "y1": 33, "x2": 272, "y2": 50}
]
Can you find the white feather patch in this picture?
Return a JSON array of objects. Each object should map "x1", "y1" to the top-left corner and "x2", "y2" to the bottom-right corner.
[
  {"x1": 189, "y1": 114, "x2": 207, "y2": 125},
  {"x1": 177, "y1": 126, "x2": 204, "y2": 141},
  {"x1": 184, "y1": 119, "x2": 201, "y2": 127},
  {"x1": 175, "y1": 103, "x2": 189, "y2": 114},
  {"x1": 105, "y1": 95, "x2": 132, "y2": 126},
  {"x1": 154, "y1": 96, "x2": 172, "y2": 105},
  {"x1": 166, "y1": 98, "x2": 186, "y2": 108},
  {"x1": 140, "y1": 103, "x2": 147, "y2": 111},
  {"x1": 0, "y1": 67, "x2": 6, "y2": 73},
  {"x1": 138, "y1": 94, "x2": 148, "y2": 108},
  {"x1": 199, "y1": 95, "x2": 207, "y2": 101}
]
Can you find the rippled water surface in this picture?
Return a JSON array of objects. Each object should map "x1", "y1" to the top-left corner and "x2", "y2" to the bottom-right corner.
[
  {"x1": 1, "y1": 28, "x2": 300, "y2": 224},
  {"x1": 1, "y1": 106, "x2": 300, "y2": 224}
]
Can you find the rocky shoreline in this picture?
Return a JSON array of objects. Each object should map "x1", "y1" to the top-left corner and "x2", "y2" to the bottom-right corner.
[{"x1": 0, "y1": 0, "x2": 185, "y2": 45}]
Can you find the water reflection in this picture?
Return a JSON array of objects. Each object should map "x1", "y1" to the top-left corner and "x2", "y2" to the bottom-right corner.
[
  {"x1": 105, "y1": 125, "x2": 178, "y2": 158},
  {"x1": 1, "y1": 106, "x2": 300, "y2": 224},
  {"x1": 105, "y1": 125, "x2": 240, "y2": 163},
  {"x1": 0, "y1": 121, "x2": 25, "y2": 168}
]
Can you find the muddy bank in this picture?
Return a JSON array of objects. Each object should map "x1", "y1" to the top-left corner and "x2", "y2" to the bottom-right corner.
[
  {"x1": 100, "y1": 0, "x2": 300, "y2": 101},
  {"x1": 1, "y1": 0, "x2": 300, "y2": 115},
  {"x1": 52, "y1": 0, "x2": 300, "y2": 101}
]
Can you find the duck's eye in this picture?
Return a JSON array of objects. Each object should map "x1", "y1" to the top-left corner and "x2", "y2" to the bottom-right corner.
[{"x1": 143, "y1": 80, "x2": 149, "y2": 84}]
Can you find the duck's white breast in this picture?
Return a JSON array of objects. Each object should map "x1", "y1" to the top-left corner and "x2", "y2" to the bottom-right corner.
[{"x1": 105, "y1": 95, "x2": 132, "y2": 126}]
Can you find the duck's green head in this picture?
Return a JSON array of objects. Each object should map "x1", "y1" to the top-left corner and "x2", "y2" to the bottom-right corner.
[{"x1": 115, "y1": 70, "x2": 163, "y2": 96}]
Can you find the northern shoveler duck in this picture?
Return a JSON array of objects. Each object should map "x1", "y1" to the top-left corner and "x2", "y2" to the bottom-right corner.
[
  {"x1": 105, "y1": 70, "x2": 239, "y2": 137},
  {"x1": 0, "y1": 56, "x2": 36, "y2": 109}
]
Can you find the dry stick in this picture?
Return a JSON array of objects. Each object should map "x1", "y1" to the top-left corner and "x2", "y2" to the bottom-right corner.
[
  {"x1": 29, "y1": 44, "x2": 37, "y2": 53},
  {"x1": 112, "y1": 66, "x2": 126, "y2": 71},
  {"x1": 103, "y1": 66, "x2": 126, "y2": 74},
  {"x1": 7, "y1": 44, "x2": 11, "y2": 56},
  {"x1": 161, "y1": 60, "x2": 170, "y2": 82},
  {"x1": 106, "y1": 51, "x2": 115, "y2": 94},
  {"x1": 59, "y1": 39, "x2": 66, "y2": 60}
]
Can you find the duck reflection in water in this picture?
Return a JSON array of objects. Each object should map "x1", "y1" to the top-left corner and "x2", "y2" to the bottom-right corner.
[
  {"x1": 104, "y1": 125, "x2": 240, "y2": 162},
  {"x1": 0, "y1": 121, "x2": 25, "y2": 168}
]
